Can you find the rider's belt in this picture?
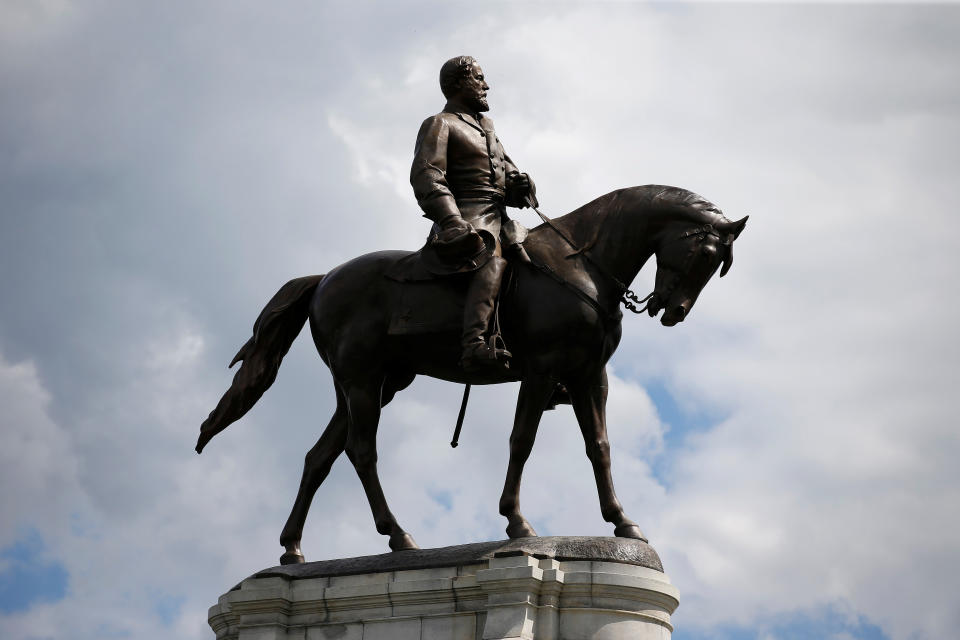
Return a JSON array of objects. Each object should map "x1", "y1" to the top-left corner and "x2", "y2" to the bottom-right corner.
[{"x1": 452, "y1": 188, "x2": 505, "y2": 202}]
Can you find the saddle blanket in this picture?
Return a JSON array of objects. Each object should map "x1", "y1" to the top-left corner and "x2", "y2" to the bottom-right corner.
[{"x1": 385, "y1": 274, "x2": 467, "y2": 335}]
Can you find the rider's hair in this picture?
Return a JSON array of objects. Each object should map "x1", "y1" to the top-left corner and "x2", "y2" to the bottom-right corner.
[{"x1": 439, "y1": 56, "x2": 477, "y2": 99}]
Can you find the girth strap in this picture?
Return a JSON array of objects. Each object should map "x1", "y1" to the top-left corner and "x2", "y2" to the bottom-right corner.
[{"x1": 528, "y1": 259, "x2": 623, "y2": 325}]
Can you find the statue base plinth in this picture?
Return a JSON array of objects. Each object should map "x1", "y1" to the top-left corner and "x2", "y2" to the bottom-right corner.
[{"x1": 208, "y1": 537, "x2": 679, "y2": 640}]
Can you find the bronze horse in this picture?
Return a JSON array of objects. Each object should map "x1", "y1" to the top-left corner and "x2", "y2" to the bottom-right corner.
[{"x1": 196, "y1": 185, "x2": 747, "y2": 564}]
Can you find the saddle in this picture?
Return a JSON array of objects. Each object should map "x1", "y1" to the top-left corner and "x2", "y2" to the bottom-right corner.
[
  {"x1": 384, "y1": 226, "x2": 495, "y2": 335},
  {"x1": 382, "y1": 236, "x2": 572, "y2": 409},
  {"x1": 384, "y1": 259, "x2": 469, "y2": 335}
]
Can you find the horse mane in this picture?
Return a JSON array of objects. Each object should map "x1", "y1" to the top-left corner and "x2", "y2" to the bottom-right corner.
[
  {"x1": 639, "y1": 185, "x2": 731, "y2": 227},
  {"x1": 526, "y1": 184, "x2": 730, "y2": 243},
  {"x1": 525, "y1": 188, "x2": 625, "y2": 243}
]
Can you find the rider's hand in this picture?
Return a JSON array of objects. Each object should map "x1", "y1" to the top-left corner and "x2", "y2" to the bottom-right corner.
[
  {"x1": 507, "y1": 171, "x2": 538, "y2": 209},
  {"x1": 507, "y1": 171, "x2": 530, "y2": 191},
  {"x1": 439, "y1": 214, "x2": 473, "y2": 234}
]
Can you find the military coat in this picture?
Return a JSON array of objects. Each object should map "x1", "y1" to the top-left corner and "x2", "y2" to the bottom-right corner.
[{"x1": 411, "y1": 103, "x2": 529, "y2": 247}]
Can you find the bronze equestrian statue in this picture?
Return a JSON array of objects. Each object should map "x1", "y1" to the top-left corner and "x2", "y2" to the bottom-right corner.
[{"x1": 196, "y1": 57, "x2": 748, "y2": 565}]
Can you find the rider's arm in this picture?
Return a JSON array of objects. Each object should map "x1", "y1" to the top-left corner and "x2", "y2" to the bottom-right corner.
[
  {"x1": 502, "y1": 149, "x2": 538, "y2": 209},
  {"x1": 411, "y1": 116, "x2": 467, "y2": 230}
]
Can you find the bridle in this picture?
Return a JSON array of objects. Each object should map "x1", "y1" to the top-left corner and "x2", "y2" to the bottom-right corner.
[
  {"x1": 529, "y1": 205, "x2": 727, "y2": 318},
  {"x1": 646, "y1": 223, "x2": 729, "y2": 316},
  {"x1": 530, "y1": 205, "x2": 652, "y2": 316}
]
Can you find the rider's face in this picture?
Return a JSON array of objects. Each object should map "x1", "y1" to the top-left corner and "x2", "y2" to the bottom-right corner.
[{"x1": 459, "y1": 63, "x2": 490, "y2": 112}]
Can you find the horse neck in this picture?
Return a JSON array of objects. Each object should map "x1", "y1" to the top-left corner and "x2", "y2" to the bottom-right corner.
[{"x1": 555, "y1": 189, "x2": 660, "y2": 288}]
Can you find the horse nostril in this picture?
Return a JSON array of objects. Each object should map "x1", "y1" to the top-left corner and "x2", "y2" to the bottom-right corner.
[{"x1": 673, "y1": 305, "x2": 687, "y2": 319}]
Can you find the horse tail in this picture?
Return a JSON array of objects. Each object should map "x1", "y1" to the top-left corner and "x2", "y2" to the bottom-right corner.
[{"x1": 195, "y1": 274, "x2": 325, "y2": 453}]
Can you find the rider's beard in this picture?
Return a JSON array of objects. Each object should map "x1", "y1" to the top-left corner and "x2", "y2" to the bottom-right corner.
[{"x1": 466, "y1": 90, "x2": 489, "y2": 113}]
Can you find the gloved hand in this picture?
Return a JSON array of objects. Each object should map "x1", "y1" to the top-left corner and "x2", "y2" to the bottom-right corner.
[
  {"x1": 438, "y1": 213, "x2": 474, "y2": 234},
  {"x1": 506, "y1": 171, "x2": 539, "y2": 209},
  {"x1": 506, "y1": 170, "x2": 530, "y2": 190},
  {"x1": 430, "y1": 215, "x2": 486, "y2": 264}
]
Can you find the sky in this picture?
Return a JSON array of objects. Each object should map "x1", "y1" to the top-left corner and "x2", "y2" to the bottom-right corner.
[{"x1": 1, "y1": 1, "x2": 959, "y2": 639}]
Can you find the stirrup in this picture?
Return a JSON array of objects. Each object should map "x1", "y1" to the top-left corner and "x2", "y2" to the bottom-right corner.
[
  {"x1": 489, "y1": 332, "x2": 512, "y2": 360},
  {"x1": 460, "y1": 339, "x2": 511, "y2": 373}
]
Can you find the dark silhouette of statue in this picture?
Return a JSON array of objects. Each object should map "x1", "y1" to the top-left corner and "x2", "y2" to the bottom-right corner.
[
  {"x1": 411, "y1": 55, "x2": 538, "y2": 373},
  {"x1": 196, "y1": 55, "x2": 748, "y2": 566}
]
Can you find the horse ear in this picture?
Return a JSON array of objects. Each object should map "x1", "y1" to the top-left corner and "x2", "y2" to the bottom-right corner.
[
  {"x1": 720, "y1": 245, "x2": 733, "y2": 277},
  {"x1": 717, "y1": 216, "x2": 747, "y2": 277},
  {"x1": 729, "y1": 215, "x2": 748, "y2": 240},
  {"x1": 716, "y1": 215, "x2": 748, "y2": 241}
]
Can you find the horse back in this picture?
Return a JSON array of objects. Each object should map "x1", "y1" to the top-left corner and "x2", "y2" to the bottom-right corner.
[{"x1": 311, "y1": 249, "x2": 468, "y2": 338}]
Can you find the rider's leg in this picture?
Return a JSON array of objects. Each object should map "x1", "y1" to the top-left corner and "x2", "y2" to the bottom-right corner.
[{"x1": 461, "y1": 255, "x2": 509, "y2": 371}]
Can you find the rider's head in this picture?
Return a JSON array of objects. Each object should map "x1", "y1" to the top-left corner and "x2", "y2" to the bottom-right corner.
[{"x1": 440, "y1": 55, "x2": 489, "y2": 113}]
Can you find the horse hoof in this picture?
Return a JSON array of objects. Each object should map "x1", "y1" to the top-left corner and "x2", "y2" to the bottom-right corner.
[
  {"x1": 614, "y1": 524, "x2": 648, "y2": 542},
  {"x1": 280, "y1": 550, "x2": 305, "y2": 565},
  {"x1": 506, "y1": 521, "x2": 538, "y2": 538},
  {"x1": 389, "y1": 533, "x2": 419, "y2": 551}
]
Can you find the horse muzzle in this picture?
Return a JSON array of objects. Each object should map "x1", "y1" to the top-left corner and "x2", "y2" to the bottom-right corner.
[{"x1": 660, "y1": 301, "x2": 690, "y2": 327}]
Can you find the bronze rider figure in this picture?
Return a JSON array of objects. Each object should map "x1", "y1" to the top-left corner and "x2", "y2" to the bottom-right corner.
[{"x1": 410, "y1": 55, "x2": 538, "y2": 373}]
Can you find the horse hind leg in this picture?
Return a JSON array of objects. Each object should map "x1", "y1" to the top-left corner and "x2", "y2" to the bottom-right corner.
[
  {"x1": 381, "y1": 371, "x2": 415, "y2": 407},
  {"x1": 343, "y1": 376, "x2": 418, "y2": 551},
  {"x1": 279, "y1": 387, "x2": 349, "y2": 565}
]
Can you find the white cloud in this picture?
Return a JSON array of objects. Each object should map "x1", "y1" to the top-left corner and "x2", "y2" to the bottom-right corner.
[
  {"x1": 0, "y1": 0, "x2": 75, "y2": 42},
  {"x1": 0, "y1": 356, "x2": 86, "y2": 551}
]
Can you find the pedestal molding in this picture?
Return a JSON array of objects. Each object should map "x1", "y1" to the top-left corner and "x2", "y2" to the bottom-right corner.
[{"x1": 208, "y1": 538, "x2": 678, "y2": 640}]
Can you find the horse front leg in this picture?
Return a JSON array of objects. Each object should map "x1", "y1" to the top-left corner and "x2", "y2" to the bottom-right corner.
[
  {"x1": 343, "y1": 378, "x2": 418, "y2": 552},
  {"x1": 278, "y1": 390, "x2": 348, "y2": 565},
  {"x1": 499, "y1": 375, "x2": 555, "y2": 538},
  {"x1": 568, "y1": 367, "x2": 647, "y2": 541}
]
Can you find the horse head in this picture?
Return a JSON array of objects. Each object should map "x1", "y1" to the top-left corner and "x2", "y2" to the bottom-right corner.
[{"x1": 646, "y1": 214, "x2": 748, "y2": 326}]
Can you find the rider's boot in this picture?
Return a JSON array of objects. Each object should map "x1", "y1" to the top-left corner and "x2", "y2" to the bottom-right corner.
[
  {"x1": 504, "y1": 242, "x2": 531, "y2": 264},
  {"x1": 461, "y1": 255, "x2": 511, "y2": 373}
]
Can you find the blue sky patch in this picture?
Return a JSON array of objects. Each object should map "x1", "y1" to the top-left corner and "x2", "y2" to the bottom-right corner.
[
  {"x1": 154, "y1": 592, "x2": 186, "y2": 626},
  {"x1": 673, "y1": 604, "x2": 889, "y2": 640},
  {"x1": 0, "y1": 532, "x2": 69, "y2": 613},
  {"x1": 427, "y1": 487, "x2": 454, "y2": 511},
  {"x1": 643, "y1": 378, "x2": 725, "y2": 448},
  {"x1": 642, "y1": 378, "x2": 727, "y2": 485}
]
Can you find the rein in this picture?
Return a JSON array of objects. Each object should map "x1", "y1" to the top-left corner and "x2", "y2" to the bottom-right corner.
[{"x1": 529, "y1": 204, "x2": 655, "y2": 315}]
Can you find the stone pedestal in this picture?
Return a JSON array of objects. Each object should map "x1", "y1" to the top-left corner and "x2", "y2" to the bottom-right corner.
[{"x1": 207, "y1": 537, "x2": 679, "y2": 640}]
